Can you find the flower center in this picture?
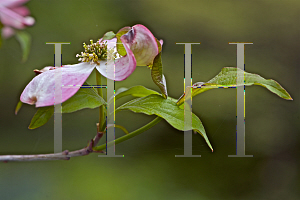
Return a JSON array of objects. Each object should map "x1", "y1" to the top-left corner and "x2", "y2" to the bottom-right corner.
[{"x1": 76, "y1": 39, "x2": 116, "y2": 65}]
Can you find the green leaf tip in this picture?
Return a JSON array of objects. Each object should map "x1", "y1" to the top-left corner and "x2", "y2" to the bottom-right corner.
[
  {"x1": 15, "y1": 101, "x2": 23, "y2": 115},
  {"x1": 102, "y1": 31, "x2": 116, "y2": 40},
  {"x1": 29, "y1": 106, "x2": 54, "y2": 129}
]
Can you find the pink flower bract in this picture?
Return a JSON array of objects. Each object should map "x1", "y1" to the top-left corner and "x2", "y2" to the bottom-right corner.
[{"x1": 20, "y1": 24, "x2": 162, "y2": 107}]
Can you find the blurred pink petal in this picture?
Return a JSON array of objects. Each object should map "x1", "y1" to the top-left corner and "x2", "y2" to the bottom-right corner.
[
  {"x1": 0, "y1": 0, "x2": 34, "y2": 31},
  {"x1": 20, "y1": 63, "x2": 95, "y2": 107},
  {"x1": 11, "y1": 6, "x2": 30, "y2": 16},
  {"x1": 0, "y1": 0, "x2": 29, "y2": 7},
  {"x1": 159, "y1": 39, "x2": 163, "y2": 46},
  {"x1": 23, "y1": 15, "x2": 34, "y2": 25},
  {"x1": 2, "y1": 26, "x2": 15, "y2": 38}
]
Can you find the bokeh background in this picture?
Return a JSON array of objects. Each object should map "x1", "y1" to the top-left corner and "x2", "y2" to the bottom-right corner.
[{"x1": 0, "y1": 0, "x2": 299, "y2": 199}]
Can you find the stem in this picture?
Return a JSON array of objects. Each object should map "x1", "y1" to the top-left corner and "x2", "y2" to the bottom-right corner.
[
  {"x1": 94, "y1": 116, "x2": 162, "y2": 151},
  {"x1": 0, "y1": 132, "x2": 104, "y2": 162},
  {"x1": 0, "y1": 117, "x2": 163, "y2": 162},
  {"x1": 96, "y1": 70, "x2": 105, "y2": 132}
]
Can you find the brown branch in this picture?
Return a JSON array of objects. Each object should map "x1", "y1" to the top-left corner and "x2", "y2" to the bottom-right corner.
[{"x1": 0, "y1": 132, "x2": 105, "y2": 162}]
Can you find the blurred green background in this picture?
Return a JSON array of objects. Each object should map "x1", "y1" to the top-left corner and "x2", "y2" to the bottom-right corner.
[{"x1": 0, "y1": 0, "x2": 299, "y2": 199}]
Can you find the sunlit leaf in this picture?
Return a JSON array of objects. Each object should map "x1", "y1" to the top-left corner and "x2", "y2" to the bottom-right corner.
[
  {"x1": 116, "y1": 94, "x2": 212, "y2": 151},
  {"x1": 177, "y1": 67, "x2": 293, "y2": 105}
]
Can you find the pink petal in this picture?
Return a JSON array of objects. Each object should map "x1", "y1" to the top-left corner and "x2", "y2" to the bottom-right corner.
[
  {"x1": 121, "y1": 24, "x2": 159, "y2": 66},
  {"x1": 33, "y1": 66, "x2": 56, "y2": 75},
  {"x1": 11, "y1": 6, "x2": 30, "y2": 16},
  {"x1": 23, "y1": 16, "x2": 34, "y2": 26},
  {"x1": 98, "y1": 37, "x2": 117, "y2": 48},
  {"x1": 20, "y1": 62, "x2": 96, "y2": 107},
  {"x1": 159, "y1": 39, "x2": 163, "y2": 46},
  {"x1": 1, "y1": 26, "x2": 15, "y2": 38},
  {"x1": 96, "y1": 37, "x2": 136, "y2": 81}
]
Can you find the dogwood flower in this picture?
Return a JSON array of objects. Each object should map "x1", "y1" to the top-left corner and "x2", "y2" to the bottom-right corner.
[
  {"x1": 0, "y1": 0, "x2": 35, "y2": 38},
  {"x1": 20, "y1": 24, "x2": 162, "y2": 107}
]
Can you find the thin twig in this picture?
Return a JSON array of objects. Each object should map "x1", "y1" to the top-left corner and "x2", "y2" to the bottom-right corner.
[{"x1": 0, "y1": 132, "x2": 105, "y2": 162}]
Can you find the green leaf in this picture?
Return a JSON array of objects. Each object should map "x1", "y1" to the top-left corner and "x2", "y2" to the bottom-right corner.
[
  {"x1": 177, "y1": 67, "x2": 293, "y2": 106},
  {"x1": 102, "y1": 31, "x2": 116, "y2": 40},
  {"x1": 150, "y1": 52, "x2": 168, "y2": 98},
  {"x1": 29, "y1": 83, "x2": 106, "y2": 129},
  {"x1": 116, "y1": 94, "x2": 213, "y2": 151},
  {"x1": 61, "y1": 83, "x2": 106, "y2": 113},
  {"x1": 116, "y1": 26, "x2": 131, "y2": 56},
  {"x1": 29, "y1": 106, "x2": 54, "y2": 129},
  {"x1": 15, "y1": 31, "x2": 31, "y2": 62},
  {"x1": 15, "y1": 101, "x2": 23, "y2": 115},
  {"x1": 113, "y1": 85, "x2": 160, "y2": 102}
]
